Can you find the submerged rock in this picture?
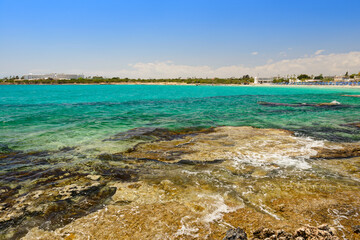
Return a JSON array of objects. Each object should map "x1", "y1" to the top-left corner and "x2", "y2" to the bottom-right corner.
[
  {"x1": 0, "y1": 144, "x2": 13, "y2": 153},
  {"x1": 353, "y1": 225, "x2": 360, "y2": 234},
  {"x1": 342, "y1": 122, "x2": 360, "y2": 129},
  {"x1": 223, "y1": 227, "x2": 247, "y2": 240},
  {"x1": 258, "y1": 101, "x2": 343, "y2": 107},
  {"x1": 103, "y1": 127, "x2": 214, "y2": 142},
  {"x1": 86, "y1": 174, "x2": 101, "y2": 181},
  {"x1": 0, "y1": 170, "x2": 116, "y2": 239},
  {"x1": 103, "y1": 127, "x2": 164, "y2": 141}
]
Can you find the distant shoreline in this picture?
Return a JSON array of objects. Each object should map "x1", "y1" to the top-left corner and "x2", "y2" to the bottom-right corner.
[{"x1": 2, "y1": 82, "x2": 360, "y2": 89}]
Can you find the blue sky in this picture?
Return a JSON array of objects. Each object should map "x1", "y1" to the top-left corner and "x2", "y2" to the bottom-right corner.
[{"x1": 1, "y1": 0, "x2": 360, "y2": 77}]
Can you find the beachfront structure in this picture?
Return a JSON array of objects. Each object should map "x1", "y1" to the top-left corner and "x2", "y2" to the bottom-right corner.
[
  {"x1": 289, "y1": 78, "x2": 297, "y2": 84},
  {"x1": 334, "y1": 75, "x2": 350, "y2": 82},
  {"x1": 305, "y1": 79, "x2": 322, "y2": 83},
  {"x1": 254, "y1": 77, "x2": 274, "y2": 84},
  {"x1": 23, "y1": 73, "x2": 84, "y2": 80}
]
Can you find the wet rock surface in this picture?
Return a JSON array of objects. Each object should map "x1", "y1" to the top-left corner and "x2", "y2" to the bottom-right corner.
[
  {"x1": 119, "y1": 126, "x2": 360, "y2": 165},
  {"x1": 2, "y1": 126, "x2": 360, "y2": 239},
  {"x1": 313, "y1": 143, "x2": 360, "y2": 159},
  {"x1": 0, "y1": 148, "x2": 138, "y2": 239},
  {"x1": 342, "y1": 94, "x2": 360, "y2": 98},
  {"x1": 120, "y1": 126, "x2": 303, "y2": 163}
]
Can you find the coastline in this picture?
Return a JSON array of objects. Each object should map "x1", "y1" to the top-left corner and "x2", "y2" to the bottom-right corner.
[{"x1": 2, "y1": 81, "x2": 360, "y2": 89}]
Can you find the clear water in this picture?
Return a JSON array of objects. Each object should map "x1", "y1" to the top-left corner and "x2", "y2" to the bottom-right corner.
[
  {"x1": 1, "y1": 85, "x2": 360, "y2": 152},
  {"x1": 1, "y1": 85, "x2": 360, "y2": 239}
]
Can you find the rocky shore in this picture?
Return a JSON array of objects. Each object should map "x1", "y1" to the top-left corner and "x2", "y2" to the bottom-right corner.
[{"x1": 1, "y1": 126, "x2": 360, "y2": 239}]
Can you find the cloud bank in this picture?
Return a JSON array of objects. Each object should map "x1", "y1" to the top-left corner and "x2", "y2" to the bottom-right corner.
[
  {"x1": 86, "y1": 51, "x2": 360, "y2": 78},
  {"x1": 19, "y1": 51, "x2": 359, "y2": 79}
]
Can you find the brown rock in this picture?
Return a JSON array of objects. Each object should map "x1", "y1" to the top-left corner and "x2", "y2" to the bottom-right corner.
[
  {"x1": 253, "y1": 228, "x2": 276, "y2": 239},
  {"x1": 342, "y1": 95, "x2": 360, "y2": 98},
  {"x1": 313, "y1": 144, "x2": 360, "y2": 159},
  {"x1": 294, "y1": 225, "x2": 339, "y2": 240}
]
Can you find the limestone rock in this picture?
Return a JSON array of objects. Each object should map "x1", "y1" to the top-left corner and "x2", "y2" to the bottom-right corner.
[
  {"x1": 223, "y1": 227, "x2": 247, "y2": 240},
  {"x1": 313, "y1": 144, "x2": 360, "y2": 159},
  {"x1": 253, "y1": 228, "x2": 292, "y2": 240},
  {"x1": 293, "y1": 225, "x2": 338, "y2": 240}
]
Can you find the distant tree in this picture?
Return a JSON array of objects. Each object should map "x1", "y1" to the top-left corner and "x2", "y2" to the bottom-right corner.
[
  {"x1": 273, "y1": 78, "x2": 289, "y2": 83},
  {"x1": 297, "y1": 74, "x2": 310, "y2": 80},
  {"x1": 314, "y1": 74, "x2": 324, "y2": 80},
  {"x1": 345, "y1": 71, "x2": 349, "y2": 77}
]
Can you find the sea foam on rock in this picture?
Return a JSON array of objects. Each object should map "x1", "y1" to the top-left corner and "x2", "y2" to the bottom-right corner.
[{"x1": 119, "y1": 126, "x2": 360, "y2": 169}]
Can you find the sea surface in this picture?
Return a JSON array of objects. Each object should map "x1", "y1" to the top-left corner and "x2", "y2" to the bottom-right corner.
[
  {"x1": 1, "y1": 85, "x2": 360, "y2": 239},
  {"x1": 2, "y1": 85, "x2": 360, "y2": 151}
]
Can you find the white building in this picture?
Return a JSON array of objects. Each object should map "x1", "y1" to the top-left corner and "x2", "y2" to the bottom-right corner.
[
  {"x1": 254, "y1": 77, "x2": 274, "y2": 84},
  {"x1": 334, "y1": 75, "x2": 352, "y2": 82}
]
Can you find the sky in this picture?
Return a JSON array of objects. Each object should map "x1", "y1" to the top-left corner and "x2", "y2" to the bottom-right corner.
[{"x1": 0, "y1": 0, "x2": 360, "y2": 78}]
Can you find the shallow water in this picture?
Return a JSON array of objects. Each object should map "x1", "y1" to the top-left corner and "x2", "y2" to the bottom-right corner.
[
  {"x1": 2, "y1": 85, "x2": 360, "y2": 151},
  {"x1": 1, "y1": 85, "x2": 360, "y2": 239}
]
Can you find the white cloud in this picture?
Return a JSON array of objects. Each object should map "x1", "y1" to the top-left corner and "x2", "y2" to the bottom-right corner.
[
  {"x1": 315, "y1": 49, "x2": 325, "y2": 55},
  {"x1": 251, "y1": 52, "x2": 258, "y2": 55},
  {"x1": 279, "y1": 51, "x2": 287, "y2": 57}
]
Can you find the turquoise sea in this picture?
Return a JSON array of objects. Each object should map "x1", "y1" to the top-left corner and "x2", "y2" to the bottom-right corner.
[
  {"x1": 1, "y1": 85, "x2": 360, "y2": 239},
  {"x1": 1, "y1": 85, "x2": 360, "y2": 152}
]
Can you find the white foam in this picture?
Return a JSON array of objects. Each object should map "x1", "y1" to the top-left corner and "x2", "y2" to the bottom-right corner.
[
  {"x1": 181, "y1": 169, "x2": 212, "y2": 176},
  {"x1": 230, "y1": 135, "x2": 326, "y2": 170},
  {"x1": 199, "y1": 194, "x2": 240, "y2": 223},
  {"x1": 258, "y1": 204, "x2": 281, "y2": 220},
  {"x1": 174, "y1": 216, "x2": 200, "y2": 238}
]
